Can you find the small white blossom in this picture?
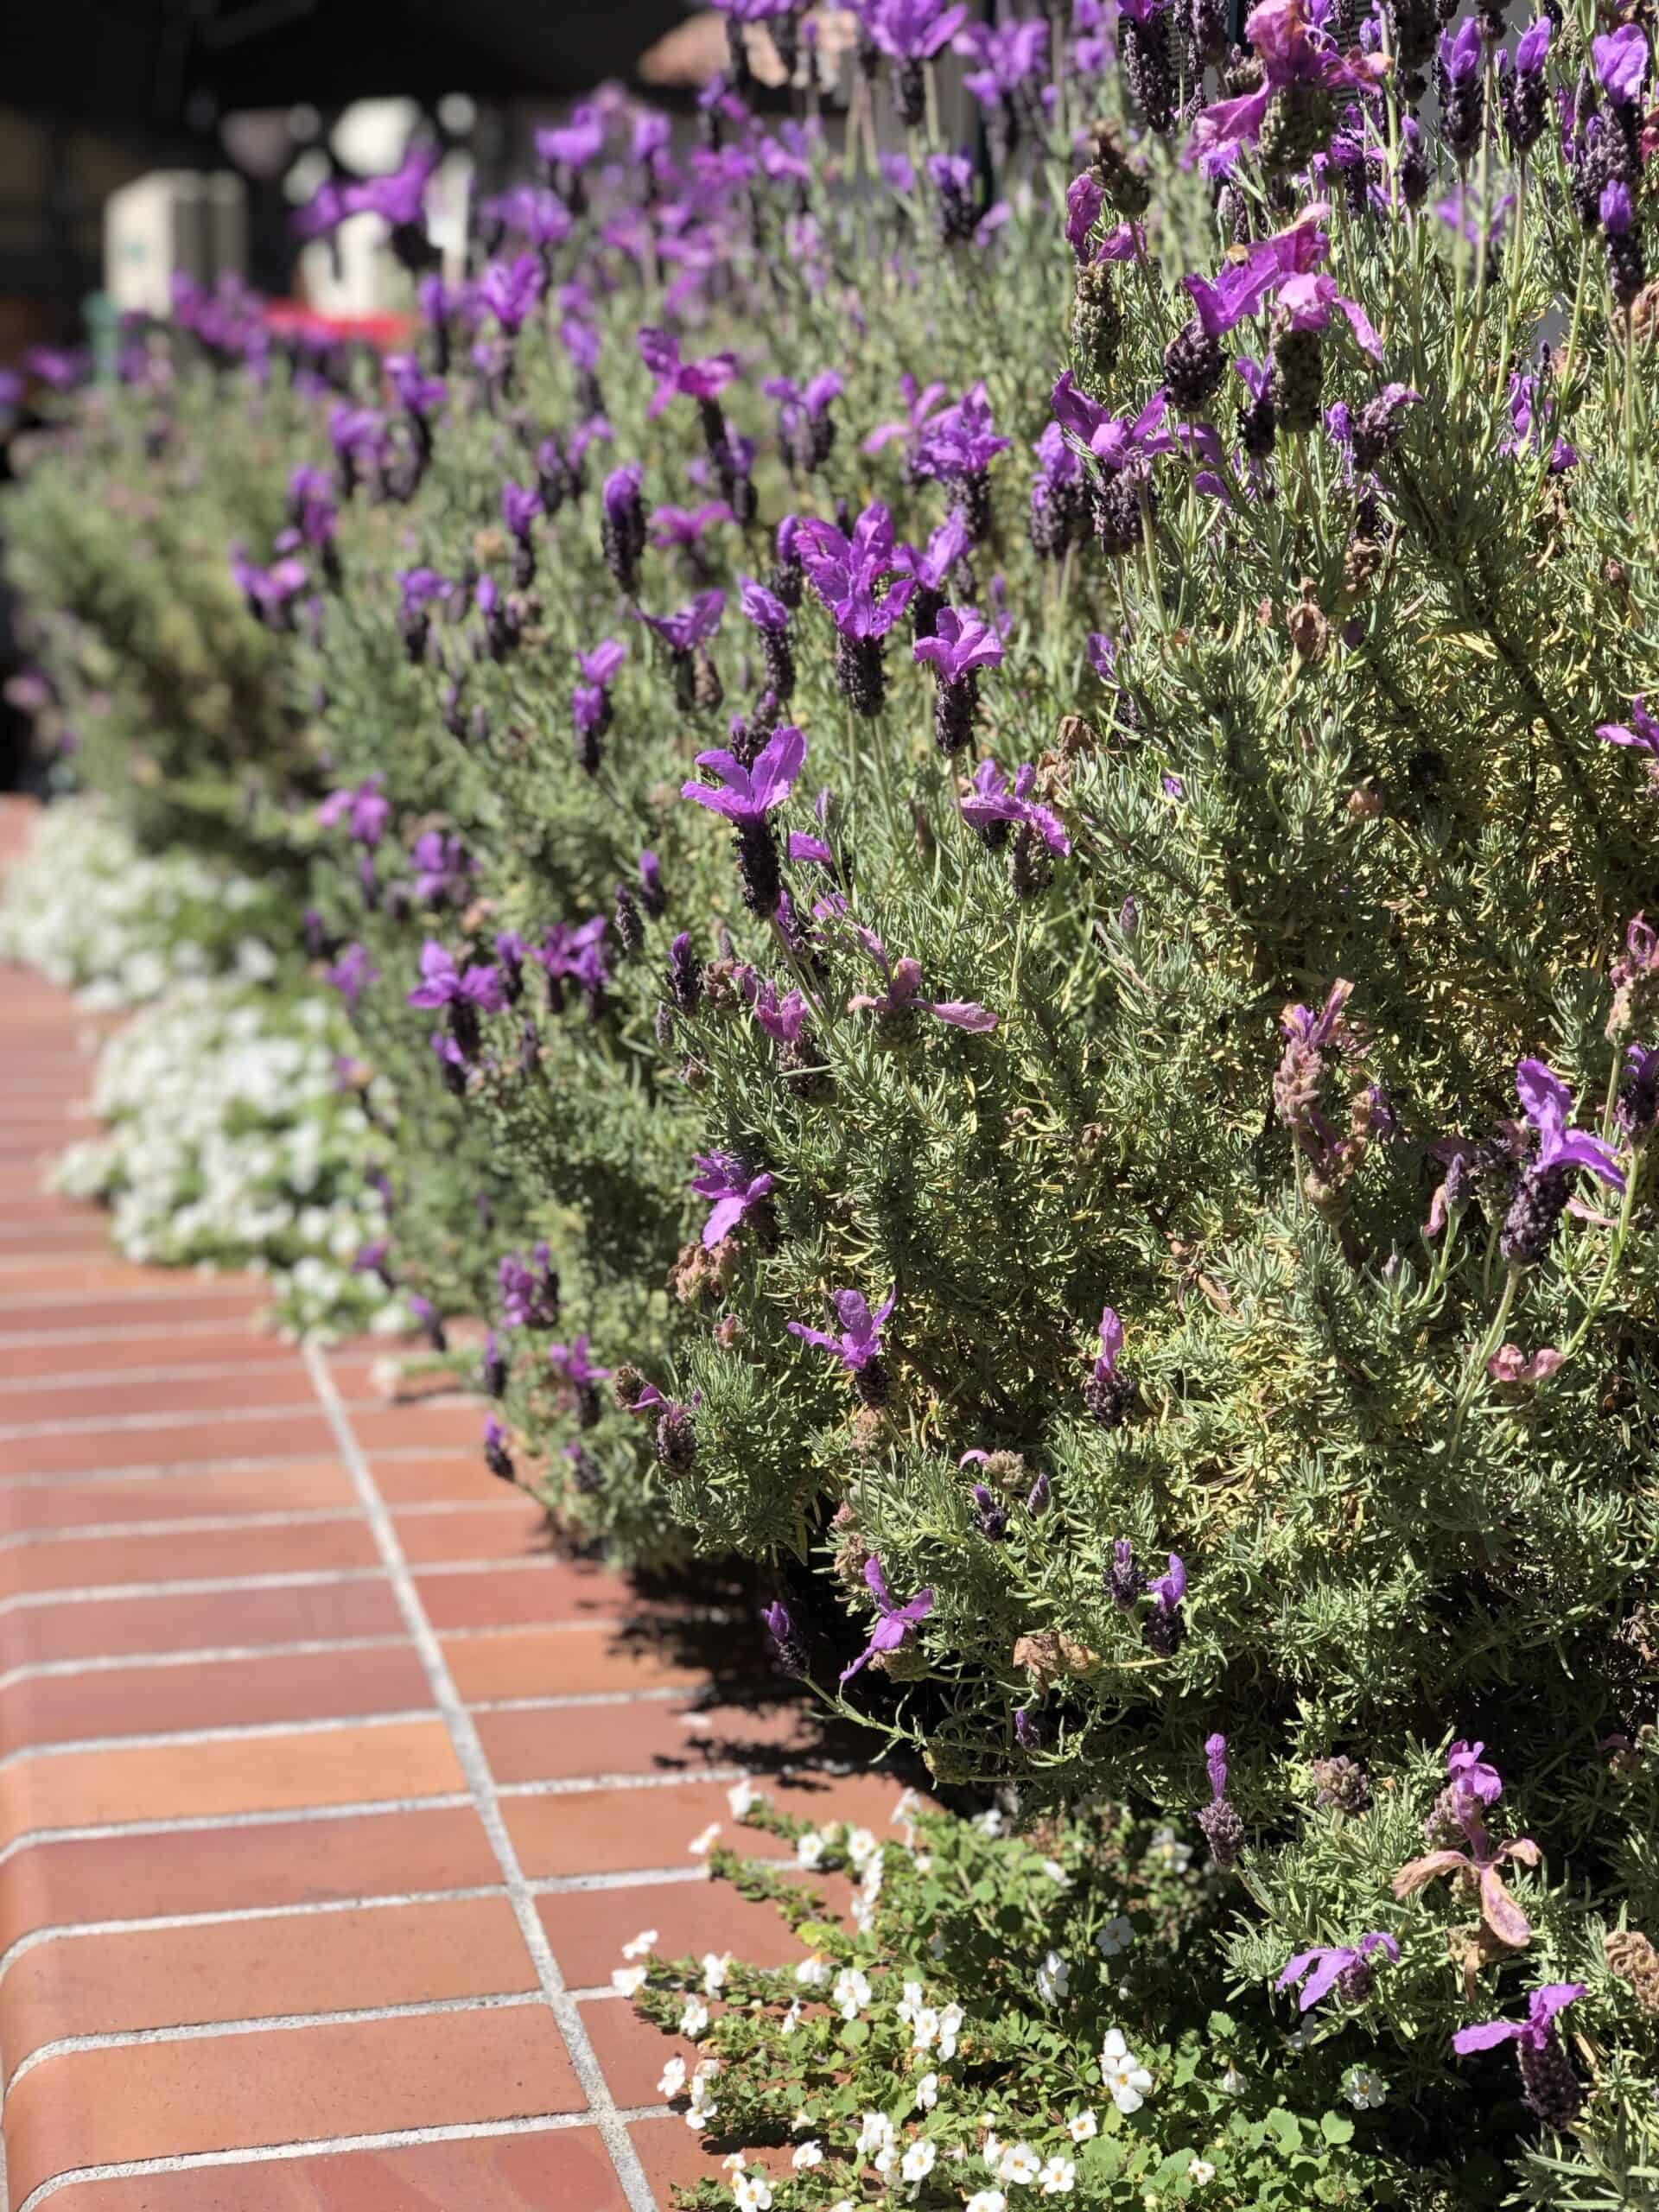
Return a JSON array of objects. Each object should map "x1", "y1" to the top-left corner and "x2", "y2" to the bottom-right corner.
[
  {"x1": 982, "y1": 2132, "x2": 1003, "y2": 2171},
  {"x1": 846, "y1": 1826, "x2": 879, "y2": 1869},
  {"x1": 611, "y1": 1965, "x2": 648, "y2": 1996},
  {"x1": 966, "y1": 2195, "x2": 1007, "y2": 2212},
  {"x1": 721, "y1": 2152, "x2": 747, "y2": 2176},
  {"x1": 1217, "y1": 2062, "x2": 1248, "y2": 2097},
  {"x1": 702, "y1": 1951, "x2": 732, "y2": 1995},
  {"x1": 1096, "y1": 1916, "x2": 1135, "y2": 1958},
  {"x1": 915, "y1": 2071, "x2": 939, "y2": 2110},
  {"x1": 621, "y1": 1929, "x2": 658, "y2": 1961},
  {"x1": 911, "y1": 2006, "x2": 941, "y2": 2053},
  {"x1": 937, "y1": 2000, "x2": 965, "y2": 2059},
  {"x1": 679, "y1": 1995, "x2": 711, "y2": 2038},
  {"x1": 728, "y1": 1777, "x2": 767, "y2": 1817},
  {"x1": 658, "y1": 2057, "x2": 688, "y2": 2098},
  {"x1": 976, "y1": 1808, "x2": 1006, "y2": 1838},
  {"x1": 1067, "y1": 2110, "x2": 1098, "y2": 2143},
  {"x1": 1149, "y1": 1825, "x2": 1192, "y2": 1872},
  {"x1": 795, "y1": 1829, "x2": 826, "y2": 1868},
  {"x1": 901, "y1": 2141, "x2": 938, "y2": 2182},
  {"x1": 833, "y1": 1966, "x2": 872, "y2": 2019},
  {"x1": 1187, "y1": 2158, "x2": 1217, "y2": 2186},
  {"x1": 1042, "y1": 1859, "x2": 1071, "y2": 1887},
  {"x1": 1039, "y1": 2155, "x2": 1077, "y2": 2196},
  {"x1": 892, "y1": 1787, "x2": 922, "y2": 1824},
  {"x1": 999, "y1": 2143, "x2": 1042, "y2": 2185},
  {"x1": 1034, "y1": 1950, "x2": 1069, "y2": 2005},
  {"x1": 857, "y1": 2112, "x2": 895, "y2": 2160},
  {"x1": 896, "y1": 1979, "x2": 926, "y2": 2022},
  {"x1": 1100, "y1": 2028, "x2": 1154, "y2": 2113},
  {"x1": 732, "y1": 2172, "x2": 772, "y2": 2211},
  {"x1": 796, "y1": 1954, "x2": 831, "y2": 1987},
  {"x1": 873, "y1": 2143, "x2": 899, "y2": 2178},
  {"x1": 791, "y1": 2140, "x2": 824, "y2": 2169},
  {"x1": 689, "y1": 1822, "x2": 721, "y2": 1857},
  {"x1": 914, "y1": 1852, "x2": 933, "y2": 1872},
  {"x1": 1344, "y1": 2066, "x2": 1388, "y2": 2110}
]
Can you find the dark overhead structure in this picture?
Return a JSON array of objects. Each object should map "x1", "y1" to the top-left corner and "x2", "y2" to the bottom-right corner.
[{"x1": 13, "y1": 0, "x2": 696, "y2": 133}]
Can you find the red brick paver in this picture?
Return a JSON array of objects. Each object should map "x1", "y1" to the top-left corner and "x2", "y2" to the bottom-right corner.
[{"x1": 0, "y1": 801, "x2": 906, "y2": 2209}]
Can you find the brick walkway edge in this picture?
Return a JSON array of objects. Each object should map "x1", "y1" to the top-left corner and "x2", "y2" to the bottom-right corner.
[{"x1": 0, "y1": 802, "x2": 900, "y2": 2210}]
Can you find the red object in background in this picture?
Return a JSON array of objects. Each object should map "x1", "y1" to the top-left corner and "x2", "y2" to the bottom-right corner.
[{"x1": 262, "y1": 302, "x2": 413, "y2": 348}]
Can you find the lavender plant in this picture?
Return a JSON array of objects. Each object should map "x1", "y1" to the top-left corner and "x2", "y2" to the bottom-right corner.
[{"x1": 7, "y1": 0, "x2": 1659, "y2": 2186}]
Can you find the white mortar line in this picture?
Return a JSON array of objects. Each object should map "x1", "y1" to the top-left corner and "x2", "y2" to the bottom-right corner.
[
  {"x1": 302, "y1": 1340, "x2": 660, "y2": 2212},
  {"x1": 0, "y1": 1710, "x2": 440, "y2": 1774},
  {"x1": 0, "y1": 1496, "x2": 532, "y2": 1552},
  {"x1": 0, "y1": 1636, "x2": 413, "y2": 1693},
  {"x1": 8, "y1": 1991, "x2": 545, "y2": 2093},
  {"x1": 0, "y1": 1795, "x2": 476, "y2": 1871},
  {"x1": 0, "y1": 1888, "x2": 512, "y2": 1984},
  {"x1": 0, "y1": 1555, "x2": 584, "y2": 1617},
  {"x1": 0, "y1": 1395, "x2": 440, "y2": 1442},
  {"x1": 493, "y1": 1769, "x2": 749, "y2": 1799},
  {"x1": 0, "y1": 1445, "x2": 483, "y2": 1491},
  {"x1": 11, "y1": 2109, "x2": 673, "y2": 2211}
]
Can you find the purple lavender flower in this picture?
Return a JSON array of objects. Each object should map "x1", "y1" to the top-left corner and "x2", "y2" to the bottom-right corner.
[
  {"x1": 638, "y1": 851, "x2": 667, "y2": 921},
  {"x1": 397, "y1": 567, "x2": 448, "y2": 661},
  {"x1": 840, "y1": 1555, "x2": 935, "y2": 1685},
  {"x1": 894, "y1": 512, "x2": 970, "y2": 637},
  {"x1": 228, "y1": 547, "x2": 309, "y2": 631},
  {"x1": 1593, "y1": 23, "x2": 1648, "y2": 106},
  {"x1": 483, "y1": 1414, "x2": 516, "y2": 1484},
  {"x1": 479, "y1": 255, "x2": 543, "y2": 334},
  {"x1": 502, "y1": 481, "x2": 543, "y2": 542},
  {"x1": 866, "y1": 0, "x2": 967, "y2": 61},
  {"x1": 498, "y1": 1244, "x2": 561, "y2": 1330},
  {"x1": 862, "y1": 372, "x2": 950, "y2": 467},
  {"x1": 913, "y1": 606, "x2": 1002, "y2": 755},
  {"x1": 482, "y1": 1331, "x2": 509, "y2": 1399},
  {"x1": 536, "y1": 105, "x2": 607, "y2": 179},
  {"x1": 1108, "y1": 1537, "x2": 1141, "y2": 1607},
  {"x1": 1502, "y1": 1058, "x2": 1625, "y2": 1266},
  {"x1": 682, "y1": 723, "x2": 804, "y2": 918},
  {"x1": 549, "y1": 1334, "x2": 613, "y2": 1427},
  {"x1": 1196, "y1": 1731, "x2": 1246, "y2": 1867},
  {"x1": 386, "y1": 353, "x2": 447, "y2": 423},
  {"x1": 601, "y1": 464, "x2": 647, "y2": 595},
  {"x1": 788, "y1": 1288, "x2": 895, "y2": 1409},
  {"x1": 763, "y1": 1598, "x2": 810, "y2": 1676},
  {"x1": 737, "y1": 575, "x2": 796, "y2": 702},
  {"x1": 1144, "y1": 1554, "x2": 1186, "y2": 1656},
  {"x1": 1452, "y1": 1985, "x2": 1587, "y2": 2126},
  {"x1": 408, "y1": 941, "x2": 506, "y2": 1061},
  {"x1": 690, "y1": 1153, "x2": 777, "y2": 1248},
  {"x1": 642, "y1": 590, "x2": 726, "y2": 709},
  {"x1": 846, "y1": 931, "x2": 997, "y2": 1033},
  {"x1": 317, "y1": 775, "x2": 391, "y2": 849},
  {"x1": 410, "y1": 830, "x2": 474, "y2": 908},
  {"x1": 1394, "y1": 1738, "x2": 1541, "y2": 1948},
  {"x1": 638, "y1": 326, "x2": 739, "y2": 419},
  {"x1": 762, "y1": 370, "x2": 843, "y2": 473},
  {"x1": 913, "y1": 382, "x2": 1012, "y2": 544},
  {"x1": 955, "y1": 13, "x2": 1049, "y2": 154},
  {"x1": 1276, "y1": 1933, "x2": 1400, "y2": 2011},
  {"x1": 743, "y1": 973, "x2": 814, "y2": 1046},
  {"x1": 570, "y1": 639, "x2": 626, "y2": 774},
  {"x1": 925, "y1": 153, "x2": 1009, "y2": 248},
  {"x1": 959, "y1": 760, "x2": 1071, "y2": 858},
  {"x1": 324, "y1": 943, "x2": 378, "y2": 1006},
  {"x1": 1186, "y1": 0, "x2": 1388, "y2": 169}
]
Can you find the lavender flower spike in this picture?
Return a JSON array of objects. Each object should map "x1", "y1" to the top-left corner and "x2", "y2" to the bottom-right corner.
[
  {"x1": 1276, "y1": 1933, "x2": 1400, "y2": 2012},
  {"x1": 790, "y1": 1288, "x2": 896, "y2": 1407},
  {"x1": 1198, "y1": 1731, "x2": 1245, "y2": 1867},
  {"x1": 682, "y1": 723, "x2": 805, "y2": 920},
  {"x1": 1501, "y1": 1058, "x2": 1626, "y2": 1268},
  {"x1": 840, "y1": 1555, "x2": 935, "y2": 1685},
  {"x1": 1598, "y1": 696, "x2": 1659, "y2": 760},
  {"x1": 1144, "y1": 1554, "x2": 1187, "y2": 1657},
  {"x1": 913, "y1": 607, "x2": 1002, "y2": 756},
  {"x1": 1452, "y1": 1984, "x2": 1588, "y2": 2128}
]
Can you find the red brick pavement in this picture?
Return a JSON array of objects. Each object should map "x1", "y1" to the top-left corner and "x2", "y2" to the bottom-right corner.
[{"x1": 0, "y1": 801, "x2": 907, "y2": 2209}]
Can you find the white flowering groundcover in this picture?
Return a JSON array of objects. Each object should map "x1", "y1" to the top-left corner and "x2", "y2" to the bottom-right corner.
[{"x1": 3, "y1": 799, "x2": 404, "y2": 1338}]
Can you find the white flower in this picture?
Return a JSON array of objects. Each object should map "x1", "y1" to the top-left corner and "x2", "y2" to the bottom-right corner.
[
  {"x1": 1100, "y1": 2028, "x2": 1154, "y2": 2113},
  {"x1": 901, "y1": 2140, "x2": 938, "y2": 2182},
  {"x1": 721, "y1": 2152, "x2": 748, "y2": 2175},
  {"x1": 976, "y1": 1808, "x2": 1006, "y2": 1838},
  {"x1": 846, "y1": 1826, "x2": 879, "y2": 1869},
  {"x1": 937, "y1": 2000, "x2": 965, "y2": 2059},
  {"x1": 1187, "y1": 2158, "x2": 1217, "y2": 2186},
  {"x1": 982, "y1": 2132, "x2": 1003, "y2": 2171},
  {"x1": 611, "y1": 1965, "x2": 647, "y2": 1996},
  {"x1": 966, "y1": 2195, "x2": 1007, "y2": 2212},
  {"x1": 795, "y1": 1954, "x2": 831, "y2": 1987},
  {"x1": 1039, "y1": 2156, "x2": 1076, "y2": 2196},
  {"x1": 1217, "y1": 2062, "x2": 1248, "y2": 2097},
  {"x1": 791, "y1": 2140, "x2": 824, "y2": 2169},
  {"x1": 658, "y1": 2057, "x2": 688, "y2": 2098},
  {"x1": 796, "y1": 1829, "x2": 826, "y2": 1868},
  {"x1": 892, "y1": 1787, "x2": 922, "y2": 1824},
  {"x1": 689, "y1": 1822, "x2": 721, "y2": 1857},
  {"x1": 914, "y1": 1853, "x2": 933, "y2": 1872},
  {"x1": 873, "y1": 2143, "x2": 899, "y2": 2178},
  {"x1": 780, "y1": 1999, "x2": 804, "y2": 2034},
  {"x1": 998, "y1": 2143, "x2": 1042, "y2": 2185},
  {"x1": 1344, "y1": 2066, "x2": 1388, "y2": 2111},
  {"x1": 1042, "y1": 1859, "x2": 1071, "y2": 1887},
  {"x1": 621, "y1": 1929, "x2": 658, "y2": 1961},
  {"x1": 728, "y1": 1777, "x2": 766, "y2": 1817},
  {"x1": 896, "y1": 1979, "x2": 926, "y2": 2022},
  {"x1": 911, "y1": 2006, "x2": 941, "y2": 2053},
  {"x1": 1035, "y1": 1950, "x2": 1069, "y2": 2005},
  {"x1": 1096, "y1": 1916, "x2": 1135, "y2": 1958},
  {"x1": 833, "y1": 1966, "x2": 872, "y2": 2019},
  {"x1": 702, "y1": 1951, "x2": 732, "y2": 1994},
  {"x1": 915, "y1": 2071, "x2": 939, "y2": 2110},
  {"x1": 857, "y1": 2112, "x2": 895, "y2": 2160},
  {"x1": 1067, "y1": 2110, "x2": 1098, "y2": 2143},
  {"x1": 679, "y1": 1996, "x2": 711, "y2": 2038},
  {"x1": 1149, "y1": 1825, "x2": 1192, "y2": 1872},
  {"x1": 732, "y1": 2172, "x2": 772, "y2": 2210}
]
